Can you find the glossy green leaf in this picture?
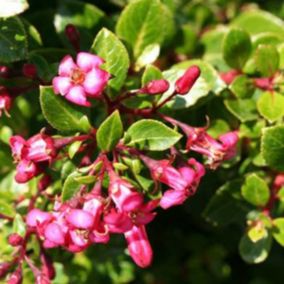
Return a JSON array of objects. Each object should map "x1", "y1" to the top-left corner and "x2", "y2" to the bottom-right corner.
[
  {"x1": 0, "y1": 200, "x2": 15, "y2": 218},
  {"x1": 224, "y1": 99, "x2": 258, "y2": 122},
  {"x1": 125, "y1": 119, "x2": 181, "y2": 151},
  {"x1": 203, "y1": 180, "x2": 249, "y2": 227},
  {"x1": 62, "y1": 172, "x2": 81, "y2": 202},
  {"x1": 116, "y1": 0, "x2": 173, "y2": 58},
  {"x1": 0, "y1": 17, "x2": 27, "y2": 63},
  {"x1": 40, "y1": 86, "x2": 92, "y2": 133},
  {"x1": 239, "y1": 230, "x2": 272, "y2": 264},
  {"x1": 261, "y1": 126, "x2": 284, "y2": 171},
  {"x1": 135, "y1": 44, "x2": 160, "y2": 71},
  {"x1": 68, "y1": 141, "x2": 83, "y2": 159},
  {"x1": 257, "y1": 92, "x2": 284, "y2": 122},
  {"x1": 96, "y1": 110, "x2": 123, "y2": 152},
  {"x1": 255, "y1": 45, "x2": 279, "y2": 77},
  {"x1": 222, "y1": 28, "x2": 252, "y2": 70},
  {"x1": 13, "y1": 214, "x2": 26, "y2": 237},
  {"x1": 272, "y1": 218, "x2": 284, "y2": 247},
  {"x1": 232, "y1": 10, "x2": 284, "y2": 38},
  {"x1": 91, "y1": 28, "x2": 130, "y2": 92},
  {"x1": 230, "y1": 75, "x2": 254, "y2": 99},
  {"x1": 241, "y1": 174, "x2": 270, "y2": 207}
]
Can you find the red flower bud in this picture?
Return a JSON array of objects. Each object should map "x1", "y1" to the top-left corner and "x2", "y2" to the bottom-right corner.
[
  {"x1": 38, "y1": 175, "x2": 52, "y2": 192},
  {"x1": 22, "y1": 64, "x2": 37, "y2": 78},
  {"x1": 7, "y1": 267, "x2": 22, "y2": 284},
  {"x1": 175, "y1": 65, "x2": 200, "y2": 95},
  {"x1": 65, "y1": 24, "x2": 80, "y2": 51},
  {"x1": 140, "y1": 79, "x2": 170, "y2": 94},
  {"x1": 8, "y1": 234, "x2": 24, "y2": 247},
  {"x1": 0, "y1": 66, "x2": 10, "y2": 78},
  {"x1": 0, "y1": 262, "x2": 11, "y2": 278}
]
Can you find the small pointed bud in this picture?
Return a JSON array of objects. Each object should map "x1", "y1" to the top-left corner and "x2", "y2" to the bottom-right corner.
[
  {"x1": 220, "y1": 70, "x2": 241, "y2": 85},
  {"x1": 8, "y1": 233, "x2": 24, "y2": 247},
  {"x1": 175, "y1": 65, "x2": 200, "y2": 95},
  {"x1": 38, "y1": 175, "x2": 52, "y2": 192},
  {"x1": 7, "y1": 267, "x2": 22, "y2": 284},
  {"x1": 0, "y1": 66, "x2": 10, "y2": 78},
  {"x1": 40, "y1": 252, "x2": 55, "y2": 280},
  {"x1": 66, "y1": 209, "x2": 95, "y2": 229},
  {"x1": 0, "y1": 262, "x2": 11, "y2": 278},
  {"x1": 65, "y1": 24, "x2": 80, "y2": 51},
  {"x1": 22, "y1": 64, "x2": 37, "y2": 78},
  {"x1": 140, "y1": 79, "x2": 170, "y2": 94},
  {"x1": 125, "y1": 226, "x2": 153, "y2": 268}
]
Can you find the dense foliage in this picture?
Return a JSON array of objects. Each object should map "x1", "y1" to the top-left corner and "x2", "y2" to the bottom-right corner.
[{"x1": 2, "y1": 0, "x2": 284, "y2": 283}]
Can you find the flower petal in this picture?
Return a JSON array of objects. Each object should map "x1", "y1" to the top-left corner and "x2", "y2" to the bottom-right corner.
[
  {"x1": 83, "y1": 68, "x2": 109, "y2": 97},
  {"x1": 65, "y1": 86, "x2": 91, "y2": 107},
  {"x1": 76, "y1": 52, "x2": 104, "y2": 72},
  {"x1": 58, "y1": 55, "x2": 76, "y2": 76},
  {"x1": 52, "y1": 76, "x2": 72, "y2": 95},
  {"x1": 160, "y1": 189, "x2": 188, "y2": 209}
]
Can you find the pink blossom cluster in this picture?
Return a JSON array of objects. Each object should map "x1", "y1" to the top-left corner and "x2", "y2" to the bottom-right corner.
[
  {"x1": 52, "y1": 52, "x2": 110, "y2": 107},
  {"x1": 10, "y1": 134, "x2": 56, "y2": 183},
  {"x1": 24, "y1": 155, "x2": 208, "y2": 268}
]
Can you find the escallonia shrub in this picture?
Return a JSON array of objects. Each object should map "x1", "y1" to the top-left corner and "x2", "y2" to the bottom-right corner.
[{"x1": 2, "y1": 0, "x2": 284, "y2": 283}]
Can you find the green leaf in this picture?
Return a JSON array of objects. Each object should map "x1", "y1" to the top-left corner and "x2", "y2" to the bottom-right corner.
[
  {"x1": 125, "y1": 119, "x2": 182, "y2": 151},
  {"x1": 257, "y1": 92, "x2": 284, "y2": 122},
  {"x1": 91, "y1": 28, "x2": 130, "y2": 92},
  {"x1": 0, "y1": 0, "x2": 29, "y2": 17},
  {"x1": 248, "y1": 225, "x2": 267, "y2": 243},
  {"x1": 0, "y1": 200, "x2": 15, "y2": 218},
  {"x1": 116, "y1": 0, "x2": 172, "y2": 58},
  {"x1": 13, "y1": 214, "x2": 26, "y2": 237},
  {"x1": 241, "y1": 174, "x2": 270, "y2": 207},
  {"x1": 232, "y1": 10, "x2": 284, "y2": 38},
  {"x1": 68, "y1": 141, "x2": 83, "y2": 159},
  {"x1": 96, "y1": 110, "x2": 123, "y2": 152},
  {"x1": 62, "y1": 172, "x2": 82, "y2": 202},
  {"x1": 272, "y1": 218, "x2": 284, "y2": 247},
  {"x1": 230, "y1": 75, "x2": 254, "y2": 99},
  {"x1": 40, "y1": 86, "x2": 91, "y2": 133},
  {"x1": 142, "y1": 64, "x2": 163, "y2": 85},
  {"x1": 74, "y1": 176, "x2": 96, "y2": 185},
  {"x1": 54, "y1": 0, "x2": 104, "y2": 49},
  {"x1": 222, "y1": 28, "x2": 252, "y2": 70},
  {"x1": 135, "y1": 44, "x2": 160, "y2": 71},
  {"x1": 224, "y1": 99, "x2": 258, "y2": 122},
  {"x1": 0, "y1": 17, "x2": 27, "y2": 63},
  {"x1": 261, "y1": 125, "x2": 284, "y2": 171},
  {"x1": 255, "y1": 45, "x2": 279, "y2": 77},
  {"x1": 239, "y1": 230, "x2": 272, "y2": 264},
  {"x1": 203, "y1": 180, "x2": 249, "y2": 227}
]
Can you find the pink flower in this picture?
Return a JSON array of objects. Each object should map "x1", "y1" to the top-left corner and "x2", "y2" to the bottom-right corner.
[
  {"x1": 65, "y1": 209, "x2": 95, "y2": 230},
  {"x1": 124, "y1": 225, "x2": 153, "y2": 268},
  {"x1": 0, "y1": 91, "x2": 12, "y2": 117},
  {"x1": 160, "y1": 158, "x2": 205, "y2": 209},
  {"x1": 44, "y1": 223, "x2": 65, "y2": 246},
  {"x1": 109, "y1": 174, "x2": 144, "y2": 212},
  {"x1": 52, "y1": 52, "x2": 110, "y2": 107},
  {"x1": 104, "y1": 209, "x2": 133, "y2": 233},
  {"x1": 26, "y1": 209, "x2": 52, "y2": 228}
]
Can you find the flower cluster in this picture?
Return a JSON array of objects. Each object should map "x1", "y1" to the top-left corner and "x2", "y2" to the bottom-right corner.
[{"x1": 10, "y1": 134, "x2": 56, "y2": 183}]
